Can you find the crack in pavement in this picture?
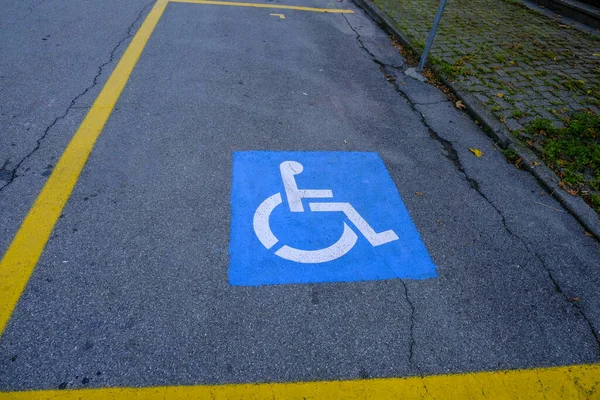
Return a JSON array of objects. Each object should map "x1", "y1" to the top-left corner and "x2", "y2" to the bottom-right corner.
[
  {"x1": 343, "y1": 10, "x2": 600, "y2": 367},
  {"x1": 13, "y1": 0, "x2": 52, "y2": 21},
  {"x1": 467, "y1": 170, "x2": 600, "y2": 353},
  {"x1": 343, "y1": 15, "x2": 431, "y2": 380},
  {"x1": 399, "y1": 279, "x2": 432, "y2": 397},
  {"x1": 22, "y1": 0, "x2": 50, "y2": 19},
  {"x1": 0, "y1": 1, "x2": 154, "y2": 194},
  {"x1": 399, "y1": 280, "x2": 418, "y2": 371},
  {"x1": 342, "y1": 14, "x2": 403, "y2": 71}
]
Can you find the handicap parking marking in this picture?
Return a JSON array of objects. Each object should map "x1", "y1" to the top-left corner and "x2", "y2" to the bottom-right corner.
[
  {"x1": 1, "y1": 1, "x2": 597, "y2": 397},
  {"x1": 229, "y1": 151, "x2": 438, "y2": 286}
]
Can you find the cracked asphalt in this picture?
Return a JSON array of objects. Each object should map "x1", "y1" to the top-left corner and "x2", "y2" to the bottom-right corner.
[
  {"x1": 0, "y1": 0, "x2": 154, "y2": 191},
  {"x1": 1, "y1": 0, "x2": 599, "y2": 393}
]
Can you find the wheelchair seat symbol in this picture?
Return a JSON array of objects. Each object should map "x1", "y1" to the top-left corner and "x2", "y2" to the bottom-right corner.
[{"x1": 253, "y1": 161, "x2": 399, "y2": 264}]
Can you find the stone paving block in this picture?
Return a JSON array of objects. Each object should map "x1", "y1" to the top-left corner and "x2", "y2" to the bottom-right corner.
[
  {"x1": 513, "y1": 81, "x2": 532, "y2": 88},
  {"x1": 374, "y1": 0, "x2": 599, "y2": 151},
  {"x1": 537, "y1": 109, "x2": 557, "y2": 120},
  {"x1": 514, "y1": 102, "x2": 528, "y2": 112},
  {"x1": 474, "y1": 93, "x2": 489, "y2": 103},
  {"x1": 505, "y1": 118, "x2": 523, "y2": 131}
]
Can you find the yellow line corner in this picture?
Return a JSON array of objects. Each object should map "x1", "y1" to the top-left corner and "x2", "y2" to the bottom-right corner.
[{"x1": 0, "y1": 0, "x2": 352, "y2": 339}]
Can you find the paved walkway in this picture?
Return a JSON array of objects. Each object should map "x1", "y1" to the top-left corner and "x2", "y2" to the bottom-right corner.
[{"x1": 374, "y1": 0, "x2": 600, "y2": 129}]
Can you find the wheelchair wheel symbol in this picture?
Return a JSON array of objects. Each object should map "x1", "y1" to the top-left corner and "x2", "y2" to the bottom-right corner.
[{"x1": 253, "y1": 161, "x2": 399, "y2": 264}]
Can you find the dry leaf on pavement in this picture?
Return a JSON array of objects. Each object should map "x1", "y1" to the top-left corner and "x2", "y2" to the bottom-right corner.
[
  {"x1": 469, "y1": 148, "x2": 483, "y2": 157},
  {"x1": 455, "y1": 100, "x2": 466, "y2": 110},
  {"x1": 558, "y1": 181, "x2": 577, "y2": 196}
]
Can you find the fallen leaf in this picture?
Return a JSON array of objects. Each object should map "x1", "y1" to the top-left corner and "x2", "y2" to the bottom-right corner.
[
  {"x1": 569, "y1": 297, "x2": 580, "y2": 302},
  {"x1": 514, "y1": 158, "x2": 523, "y2": 168},
  {"x1": 530, "y1": 160, "x2": 541, "y2": 166},
  {"x1": 585, "y1": 231, "x2": 593, "y2": 237},
  {"x1": 469, "y1": 148, "x2": 483, "y2": 157},
  {"x1": 455, "y1": 100, "x2": 466, "y2": 110},
  {"x1": 416, "y1": 192, "x2": 423, "y2": 196},
  {"x1": 401, "y1": 81, "x2": 406, "y2": 85},
  {"x1": 558, "y1": 181, "x2": 577, "y2": 196},
  {"x1": 496, "y1": 92, "x2": 504, "y2": 98}
]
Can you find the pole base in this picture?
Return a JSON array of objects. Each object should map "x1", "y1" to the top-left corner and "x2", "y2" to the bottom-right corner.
[{"x1": 404, "y1": 67, "x2": 428, "y2": 82}]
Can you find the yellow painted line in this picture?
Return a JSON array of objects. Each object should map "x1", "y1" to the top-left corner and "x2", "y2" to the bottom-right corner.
[
  {"x1": 0, "y1": 0, "x2": 351, "y2": 340},
  {"x1": 171, "y1": 0, "x2": 354, "y2": 13},
  {"x1": 0, "y1": 0, "x2": 169, "y2": 338},
  {"x1": 270, "y1": 13, "x2": 285, "y2": 19},
  {"x1": 1, "y1": 364, "x2": 599, "y2": 399},
  {"x1": 0, "y1": 2, "x2": 597, "y2": 399}
]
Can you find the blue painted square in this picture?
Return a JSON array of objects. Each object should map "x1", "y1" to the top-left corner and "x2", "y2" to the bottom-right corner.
[{"x1": 229, "y1": 151, "x2": 437, "y2": 286}]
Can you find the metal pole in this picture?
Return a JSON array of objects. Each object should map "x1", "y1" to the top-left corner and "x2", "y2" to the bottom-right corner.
[{"x1": 417, "y1": 0, "x2": 448, "y2": 72}]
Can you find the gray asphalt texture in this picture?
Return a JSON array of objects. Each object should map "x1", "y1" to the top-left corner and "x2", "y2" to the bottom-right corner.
[{"x1": 1, "y1": 0, "x2": 599, "y2": 392}]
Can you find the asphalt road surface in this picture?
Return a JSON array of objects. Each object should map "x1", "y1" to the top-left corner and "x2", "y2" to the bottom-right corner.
[{"x1": 0, "y1": 0, "x2": 599, "y2": 397}]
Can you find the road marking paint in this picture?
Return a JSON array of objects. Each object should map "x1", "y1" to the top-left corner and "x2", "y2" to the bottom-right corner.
[
  {"x1": 1, "y1": 364, "x2": 598, "y2": 399},
  {"x1": 230, "y1": 152, "x2": 437, "y2": 285},
  {"x1": 171, "y1": 0, "x2": 354, "y2": 13},
  {"x1": 270, "y1": 13, "x2": 285, "y2": 18},
  {"x1": 0, "y1": 2, "x2": 597, "y2": 398},
  {"x1": 0, "y1": 0, "x2": 169, "y2": 338},
  {"x1": 0, "y1": 0, "x2": 353, "y2": 339}
]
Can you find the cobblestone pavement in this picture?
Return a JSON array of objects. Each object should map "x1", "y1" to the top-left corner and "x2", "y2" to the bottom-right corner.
[{"x1": 373, "y1": 0, "x2": 600, "y2": 131}]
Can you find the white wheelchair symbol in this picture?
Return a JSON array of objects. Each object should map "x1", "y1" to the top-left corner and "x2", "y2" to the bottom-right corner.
[{"x1": 253, "y1": 161, "x2": 399, "y2": 264}]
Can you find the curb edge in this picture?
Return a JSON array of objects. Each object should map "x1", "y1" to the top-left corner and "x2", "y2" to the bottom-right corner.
[{"x1": 353, "y1": 0, "x2": 600, "y2": 240}]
